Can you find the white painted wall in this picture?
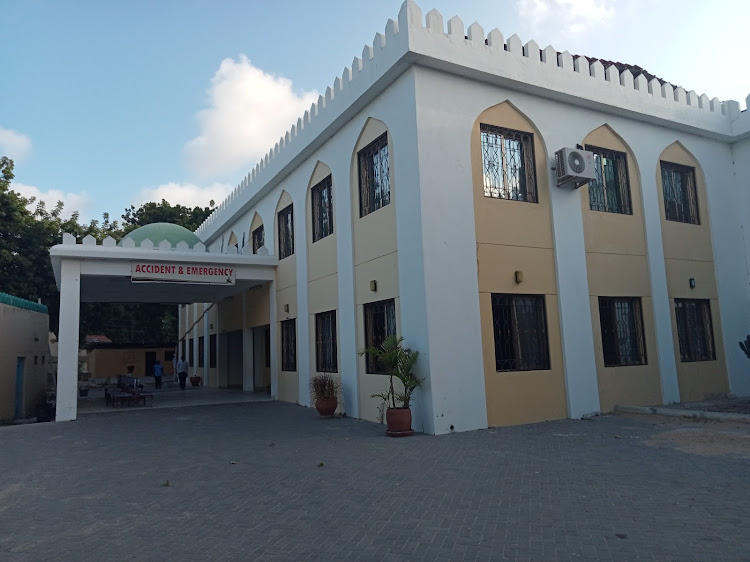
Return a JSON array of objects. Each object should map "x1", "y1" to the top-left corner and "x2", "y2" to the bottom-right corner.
[{"x1": 186, "y1": 1, "x2": 750, "y2": 432}]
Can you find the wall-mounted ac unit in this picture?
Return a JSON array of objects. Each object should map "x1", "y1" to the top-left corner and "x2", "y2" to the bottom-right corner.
[{"x1": 555, "y1": 147, "x2": 596, "y2": 187}]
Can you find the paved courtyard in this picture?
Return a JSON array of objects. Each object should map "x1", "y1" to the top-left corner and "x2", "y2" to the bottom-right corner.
[{"x1": 1, "y1": 402, "x2": 749, "y2": 561}]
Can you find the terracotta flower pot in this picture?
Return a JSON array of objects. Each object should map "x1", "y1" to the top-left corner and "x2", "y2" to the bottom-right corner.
[
  {"x1": 385, "y1": 407, "x2": 414, "y2": 437},
  {"x1": 189, "y1": 376, "x2": 202, "y2": 387},
  {"x1": 315, "y1": 397, "x2": 337, "y2": 418}
]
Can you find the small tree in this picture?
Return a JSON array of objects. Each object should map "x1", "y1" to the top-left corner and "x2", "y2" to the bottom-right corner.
[{"x1": 361, "y1": 335, "x2": 422, "y2": 417}]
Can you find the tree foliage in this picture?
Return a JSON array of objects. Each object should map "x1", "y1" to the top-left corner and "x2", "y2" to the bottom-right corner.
[{"x1": 0, "y1": 156, "x2": 214, "y2": 344}]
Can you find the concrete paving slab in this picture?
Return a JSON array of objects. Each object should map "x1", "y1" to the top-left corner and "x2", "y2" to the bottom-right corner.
[{"x1": 1, "y1": 405, "x2": 750, "y2": 560}]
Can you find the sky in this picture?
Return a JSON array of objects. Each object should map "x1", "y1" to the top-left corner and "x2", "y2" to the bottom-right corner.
[{"x1": 2, "y1": 0, "x2": 748, "y2": 225}]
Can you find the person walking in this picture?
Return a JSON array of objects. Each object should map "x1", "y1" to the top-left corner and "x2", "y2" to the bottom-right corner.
[
  {"x1": 153, "y1": 360, "x2": 163, "y2": 390},
  {"x1": 176, "y1": 356, "x2": 188, "y2": 390}
]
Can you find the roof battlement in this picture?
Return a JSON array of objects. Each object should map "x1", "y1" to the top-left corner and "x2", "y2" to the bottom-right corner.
[{"x1": 195, "y1": 0, "x2": 748, "y2": 241}]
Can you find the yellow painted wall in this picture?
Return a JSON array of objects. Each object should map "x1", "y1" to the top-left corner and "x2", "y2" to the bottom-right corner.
[
  {"x1": 580, "y1": 125, "x2": 662, "y2": 411},
  {"x1": 350, "y1": 118, "x2": 401, "y2": 423},
  {"x1": 87, "y1": 347, "x2": 175, "y2": 379},
  {"x1": 0, "y1": 304, "x2": 49, "y2": 420},
  {"x1": 471, "y1": 102, "x2": 567, "y2": 427},
  {"x1": 656, "y1": 143, "x2": 728, "y2": 400},
  {"x1": 274, "y1": 189, "x2": 299, "y2": 402}
]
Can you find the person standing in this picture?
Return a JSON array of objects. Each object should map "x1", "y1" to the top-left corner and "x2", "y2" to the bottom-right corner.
[
  {"x1": 176, "y1": 356, "x2": 188, "y2": 390},
  {"x1": 153, "y1": 360, "x2": 163, "y2": 390}
]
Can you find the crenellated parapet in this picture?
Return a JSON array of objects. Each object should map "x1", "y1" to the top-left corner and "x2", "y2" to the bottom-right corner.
[
  {"x1": 195, "y1": 0, "x2": 746, "y2": 242},
  {"x1": 61, "y1": 232, "x2": 212, "y2": 253}
]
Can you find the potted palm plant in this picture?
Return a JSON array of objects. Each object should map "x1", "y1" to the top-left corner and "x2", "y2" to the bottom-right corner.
[
  {"x1": 310, "y1": 373, "x2": 340, "y2": 418},
  {"x1": 361, "y1": 335, "x2": 422, "y2": 437}
]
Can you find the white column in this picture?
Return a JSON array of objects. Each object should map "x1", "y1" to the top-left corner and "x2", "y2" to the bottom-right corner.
[
  {"x1": 203, "y1": 303, "x2": 209, "y2": 385},
  {"x1": 632, "y1": 145, "x2": 680, "y2": 404},
  {"x1": 330, "y1": 157, "x2": 359, "y2": 418},
  {"x1": 242, "y1": 292, "x2": 253, "y2": 391},
  {"x1": 56, "y1": 259, "x2": 81, "y2": 422},
  {"x1": 269, "y1": 280, "x2": 278, "y2": 399},
  {"x1": 215, "y1": 303, "x2": 221, "y2": 386},
  {"x1": 192, "y1": 303, "x2": 199, "y2": 377},
  {"x1": 176, "y1": 305, "x2": 182, "y2": 382},
  {"x1": 295, "y1": 194, "x2": 311, "y2": 407},
  {"x1": 548, "y1": 167, "x2": 601, "y2": 418}
]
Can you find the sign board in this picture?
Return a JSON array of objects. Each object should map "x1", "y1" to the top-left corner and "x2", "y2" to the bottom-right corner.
[{"x1": 131, "y1": 263, "x2": 235, "y2": 285}]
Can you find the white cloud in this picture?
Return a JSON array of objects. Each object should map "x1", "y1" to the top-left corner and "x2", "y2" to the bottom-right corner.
[
  {"x1": 12, "y1": 182, "x2": 91, "y2": 219},
  {"x1": 517, "y1": 0, "x2": 616, "y2": 38},
  {"x1": 0, "y1": 126, "x2": 32, "y2": 161},
  {"x1": 133, "y1": 181, "x2": 232, "y2": 209},
  {"x1": 184, "y1": 55, "x2": 318, "y2": 177}
]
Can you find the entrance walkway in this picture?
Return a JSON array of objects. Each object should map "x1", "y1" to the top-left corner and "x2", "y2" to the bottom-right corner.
[
  {"x1": 77, "y1": 385, "x2": 271, "y2": 414},
  {"x1": 2, "y1": 406, "x2": 750, "y2": 560}
]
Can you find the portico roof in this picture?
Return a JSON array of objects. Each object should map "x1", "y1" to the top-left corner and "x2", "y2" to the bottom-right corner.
[{"x1": 50, "y1": 232, "x2": 277, "y2": 304}]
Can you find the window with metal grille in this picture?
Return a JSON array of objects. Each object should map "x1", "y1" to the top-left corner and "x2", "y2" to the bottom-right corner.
[
  {"x1": 674, "y1": 299, "x2": 715, "y2": 362},
  {"x1": 277, "y1": 205, "x2": 294, "y2": 259},
  {"x1": 661, "y1": 161, "x2": 699, "y2": 224},
  {"x1": 198, "y1": 336, "x2": 205, "y2": 368},
  {"x1": 281, "y1": 319, "x2": 296, "y2": 371},
  {"x1": 585, "y1": 145, "x2": 632, "y2": 214},
  {"x1": 491, "y1": 294, "x2": 550, "y2": 371},
  {"x1": 189, "y1": 338, "x2": 194, "y2": 367},
  {"x1": 480, "y1": 124, "x2": 538, "y2": 203},
  {"x1": 598, "y1": 297, "x2": 647, "y2": 366},
  {"x1": 315, "y1": 310, "x2": 338, "y2": 372},
  {"x1": 312, "y1": 175, "x2": 334, "y2": 242},
  {"x1": 358, "y1": 133, "x2": 390, "y2": 217},
  {"x1": 364, "y1": 298, "x2": 397, "y2": 374},
  {"x1": 209, "y1": 334, "x2": 216, "y2": 368},
  {"x1": 252, "y1": 225, "x2": 265, "y2": 254}
]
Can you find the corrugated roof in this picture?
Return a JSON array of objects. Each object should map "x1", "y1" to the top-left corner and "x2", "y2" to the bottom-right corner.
[{"x1": 0, "y1": 292, "x2": 48, "y2": 314}]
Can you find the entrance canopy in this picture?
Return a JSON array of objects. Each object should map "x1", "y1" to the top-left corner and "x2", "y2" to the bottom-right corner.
[{"x1": 49, "y1": 229, "x2": 277, "y2": 422}]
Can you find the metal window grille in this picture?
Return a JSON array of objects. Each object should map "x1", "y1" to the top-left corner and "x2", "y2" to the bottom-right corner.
[
  {"x1": 312, "y1": 175, "x2": 334, "y2": 242},
  {"x1": 661, "y1": 161, "x2": 699, "y2": 224},
  {"x1": 585, "y1": 145, "x2": 632, "y2": 214},
  {"x1": 281, "y1": 319, "x2": 296, "y2": 371},
  {"x1": 675, "y1": 299, "x2": 715, "y2": 362},
  {"x1": 491, "y1": 294, "x2": 550, "y2": 371},
  {"x1": 315, "y1": 311, "x2": 338, "y2": 372},
  {"x1": 277, "y1": 205, "x2": 294, "y2": 259},
  {"x1": 364, "y1": 298, "x2": 397, "y2": 374},
  {"x1": 252, "y1": 225, "x2": 264, "y2": 254},
  {"x1": 189, "y1": 339, "x2": 194, "y2": 367},
  {"x1": 209, "y1": 334, "x2": 216, "y2": 368},
  {"x1": 480, "y1": 124, "x2": 538, "y2": 203},
  {"x1": 598, "y1": 297, "x2": 647, "y2": 366},
  {"x1": 198, "y1": 336, "x2": 205, "y2": 368},
  {"x1": 358, "y1": 133, "x2": 390, "y2": 217}
]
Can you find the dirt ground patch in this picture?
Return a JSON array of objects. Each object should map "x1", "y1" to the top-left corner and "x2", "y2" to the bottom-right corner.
[{"x1": 619, "y1": 413, "x2": 750, "y2": 458}]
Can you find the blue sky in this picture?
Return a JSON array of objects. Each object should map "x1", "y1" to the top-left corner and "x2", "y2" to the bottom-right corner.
[{"x1": 2, "y1": 0, "x2": 748, "y2": 225}]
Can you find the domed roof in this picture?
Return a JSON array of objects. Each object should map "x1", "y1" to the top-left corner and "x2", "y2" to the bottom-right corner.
[{"x1": 118, "y1": 223, "x2": 203, "y2": 249}]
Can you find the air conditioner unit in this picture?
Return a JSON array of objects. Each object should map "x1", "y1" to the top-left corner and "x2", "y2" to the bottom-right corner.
[{"x1": 555, "y1": 147, "x2": 596, "y2": 187}]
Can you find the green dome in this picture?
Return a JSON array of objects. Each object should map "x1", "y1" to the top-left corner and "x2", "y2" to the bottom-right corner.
[{"x1": 119, "y1": 223, "x2": 203, "y2": 249}]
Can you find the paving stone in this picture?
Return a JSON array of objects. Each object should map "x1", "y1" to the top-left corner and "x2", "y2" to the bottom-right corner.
[{"x1": 1, "y1": 404, "x2": 750, "y2": 560}]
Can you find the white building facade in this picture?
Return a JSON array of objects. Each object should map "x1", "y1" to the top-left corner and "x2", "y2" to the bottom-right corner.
[{"x1": 176, "y1": 1, "x2": 750, "y2": 434}]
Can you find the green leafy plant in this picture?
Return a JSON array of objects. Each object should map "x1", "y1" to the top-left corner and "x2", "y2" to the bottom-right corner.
[
  {"x1": 310, "y1": 373, "x2": 340, "y2": 401},
  {"x1": 739, "y1": 335, "x2": 750, "y2": 359},
  {"x1": 361, "y1": 335, "x2": 422, "y2": 419}
]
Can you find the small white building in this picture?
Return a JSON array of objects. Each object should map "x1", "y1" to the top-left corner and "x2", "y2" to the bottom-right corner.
[
  {"x1": 53, "y1": 2, "x2": 750, "y2": 433},
  {"x1": 0, "y1": 293, "x2": 50, "y2": 421}
]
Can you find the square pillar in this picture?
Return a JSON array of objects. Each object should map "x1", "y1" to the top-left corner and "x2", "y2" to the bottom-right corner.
[{"x1": 56, "y1": 259, "x2": 81, "y2": 422}]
